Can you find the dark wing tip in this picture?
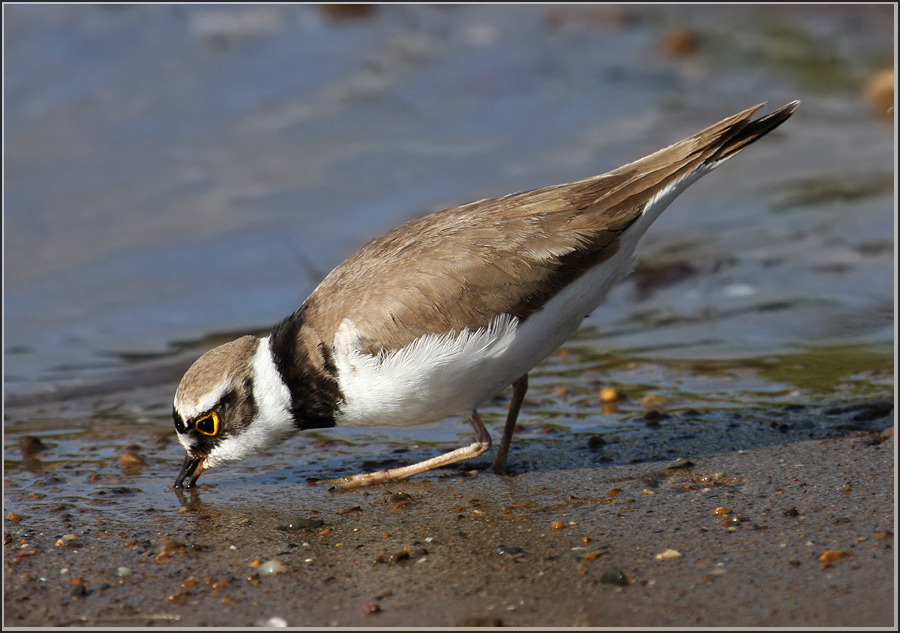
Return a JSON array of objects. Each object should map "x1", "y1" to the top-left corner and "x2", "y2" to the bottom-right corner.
[{"x1": 714, "y1": 101, "x2": 800, "y2": 162}]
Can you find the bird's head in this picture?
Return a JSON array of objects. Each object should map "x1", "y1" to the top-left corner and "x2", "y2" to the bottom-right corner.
[{"x1": 172, "y1": 335, "x2": 293, "y2": 488}]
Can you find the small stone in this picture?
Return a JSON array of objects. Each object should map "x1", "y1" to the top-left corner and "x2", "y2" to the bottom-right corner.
[
  {"x1": 119, "y1": 452, "x2": 146, "y2": 468},
  {"x1": 459, "y1": 616, "x2": 504, "y2": 626},
  {"x1": 713, "y1": 507, "x2": 733, "y2": 517},
  {"x1": 318, "y1": 4, "x2": 376, "y2": 21},
  {"x1": 386, "y1": 492, "x2": 413, "y2": 504},
  {"x1": 599, "y1": 387, "x2": 620, "y2": 403},
  {"x1": 181, "y1": 576, "x2": 198, "y2": 589},
  {"x1": 257, "y1": 559, "x2": 289, "y2": 576},
  {"x1": 496, "y1": 545, "x2": 524, "y2": 556},
  {"x1": 281, "y1": 517, "x2": 325, "y2": 531},
  {"x1": 863, "y1": 67, "x2": 895, "y2": 122},
  {"x1": 20, "y1": 436, "x2": 48, "y2": 456},
  {"x1": 818, "y1": 550, "x2": 852, "y2": 563},
  {"x1": 587, "y1": 435, "x2": 607, "y2": 449},
  {"x1": 551, "y1": 521, "x2": 566, "y2": 530},
  {"x1": 661, "y1": 26, "x2": 699, "y2": 59},
  {"x1": 166, "y1": 591, "x2": 190, "y2": 605},
  {"x1": 655, "y1": 549, "x2": 682, "y2": 561},
  {"x1": 600, "y1": 568, "x2": 629, "y2": 586}
]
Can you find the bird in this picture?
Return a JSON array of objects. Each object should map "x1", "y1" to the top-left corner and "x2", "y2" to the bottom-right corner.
[{"x1": 172, "y1": 101, "x2": 799, "y2": 490}]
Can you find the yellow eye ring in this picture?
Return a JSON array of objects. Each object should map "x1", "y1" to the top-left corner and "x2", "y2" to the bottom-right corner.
[{"x1": 195, "y1": 411, "x2": 220, "y2": 436}]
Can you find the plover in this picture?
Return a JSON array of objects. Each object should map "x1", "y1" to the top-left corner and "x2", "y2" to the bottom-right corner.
[{"x1": 173, "y1": 101, "x2": 798, "y2": 489}]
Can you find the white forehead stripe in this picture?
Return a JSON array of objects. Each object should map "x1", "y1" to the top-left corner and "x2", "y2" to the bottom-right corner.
[{"x1": 174, "y1": 377, "x2": 233, "y2": 421}]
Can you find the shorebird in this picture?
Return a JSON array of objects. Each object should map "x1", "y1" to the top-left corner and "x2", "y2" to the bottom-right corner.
[{"x1": 173, "y1": 101, "x2": 798, "y2": 490}]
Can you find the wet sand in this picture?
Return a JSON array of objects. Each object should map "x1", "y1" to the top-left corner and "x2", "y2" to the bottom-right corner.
[{"x1": 4, "y1": 402, "x2": 894, "y2": 628}]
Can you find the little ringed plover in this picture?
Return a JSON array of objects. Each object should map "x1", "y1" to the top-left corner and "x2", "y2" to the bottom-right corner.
[{"x1": 173, "y1": 101, "x2": 799, "y2": 490}]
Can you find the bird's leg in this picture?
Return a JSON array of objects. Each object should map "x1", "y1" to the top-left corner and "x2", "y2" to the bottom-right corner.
[
  {"x1": 492, "y1": 374, "x2": 528, "y2": 475},
  {"x1": 325, "y1": 410, "x2": 492, "y2": 490}
]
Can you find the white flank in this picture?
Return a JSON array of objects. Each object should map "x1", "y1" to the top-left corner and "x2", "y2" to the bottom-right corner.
[
  {"x1": 206, "y1": 336, "x2": 295, "y2": 467},
  {"x1": 333, "y1": 315, "x2": 521, "y2": 428}
]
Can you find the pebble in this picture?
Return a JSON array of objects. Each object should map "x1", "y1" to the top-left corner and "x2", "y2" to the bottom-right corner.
[
  {"x1": 587, "y1": 435, "x2": 606, "y2": 449},
  {"x1": 661, "y1": 26, "x2": 699, "y2": 59},
  {"x1": 385, "y1": 492, "x2": 413, "y2": 505},
  {"x1": 599, "y1": 386, "x2": 620, "y2": 403},
  {"x1": 600, "y1": 568, "x2": 629, "y2": 586},
  {"x1": 655, "y1": 549, "x2": 682, "y2": 561},
  {"x1": 257, "y1": 617, "x2": 288, "y2": 627},
  {"x1": 281, "y1": 517, "x2": 325, "y2": 531},
  {"x1": 257, "y1": 559, "x2": 289, "y2": 576},
  {"x1": 117, "y1": 567, "x2": 132, "y2": 578},
  {"x1": 119, "y1": 452, "x2": 146, "y2": 468},
  {"x1": 496, "y1": 545, "x2": 524, "y2": 557},
  {"x1": 863, "y1": 67, "x2": 894, "y2": 122},
  {"x1": 318, "y1": 4, "x2": 376, "y2": 21},
  {"x1": 20, "y1": 436, "x2": 48, "y2": 456},
  {"x1": 818, "y1": 550, "x2": 852, "y2": 563}
]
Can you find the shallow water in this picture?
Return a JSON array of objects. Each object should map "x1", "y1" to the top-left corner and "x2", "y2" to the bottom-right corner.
[{"x1": 3, "y1": 5, "x2": 895, "y2": 529}]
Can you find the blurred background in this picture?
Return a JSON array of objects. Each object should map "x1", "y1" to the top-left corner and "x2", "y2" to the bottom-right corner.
[{"x1": 4, "y1": 3, "x2": 895, "y2": 406}]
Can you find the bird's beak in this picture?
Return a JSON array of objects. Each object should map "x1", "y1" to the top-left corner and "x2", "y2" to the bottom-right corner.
[{"x1": 174, "y1": 453, "x2": 205, "y2": 488}]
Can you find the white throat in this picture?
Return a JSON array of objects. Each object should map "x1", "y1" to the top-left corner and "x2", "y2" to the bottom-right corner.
[{"x1": 206, "y1": 336, "x2": 295, "y2": 467}]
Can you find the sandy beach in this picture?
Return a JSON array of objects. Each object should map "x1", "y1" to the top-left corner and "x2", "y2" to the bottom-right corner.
[{"x1": 4, "y1": 396, "x2": 894, "y2": 628}]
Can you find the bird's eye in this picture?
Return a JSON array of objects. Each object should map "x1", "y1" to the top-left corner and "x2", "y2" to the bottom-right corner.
[{"x1": 195, "y1": 411, "x2": 220, "y2": 436}]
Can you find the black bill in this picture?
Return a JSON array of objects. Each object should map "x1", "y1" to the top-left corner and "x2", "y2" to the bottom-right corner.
[{"x1": 174, "y1": 453, "x2": 204, "y2": 488}]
